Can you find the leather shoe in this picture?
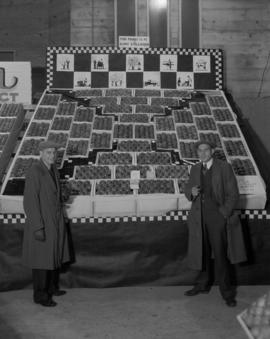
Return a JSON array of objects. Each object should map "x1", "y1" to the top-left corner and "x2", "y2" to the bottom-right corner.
[
  {"x1": 52, "y1": 290, "x2": 66, "y2": 296},
  {"x1": 225, "y1": 298, "x2": 237, "y2": 307},
  {"x1": 35, "y1": 299, "x2": 57, "y2": 307},
  {"x1": 184, "y1": 286, "x2": 210, "y2": 296}
]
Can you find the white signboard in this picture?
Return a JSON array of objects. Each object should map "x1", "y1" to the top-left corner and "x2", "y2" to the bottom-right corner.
[
  {"x1": 119, "y1": 36, "x2": 150, "y2": 48},
  {"x1": 237, "y1": 176, "x2": 265, "y2": 195},
  {"x1": 0, "y1": 62, "x2": 31, "y2": 104}
]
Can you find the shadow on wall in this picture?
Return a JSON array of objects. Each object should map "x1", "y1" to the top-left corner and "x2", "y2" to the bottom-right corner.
[
  {"x1": 226, "y1": 93, "x2": 270, "y2": 209},
  {"x1": 32, "y1": 67, "x2": 46, "y2": 103}
]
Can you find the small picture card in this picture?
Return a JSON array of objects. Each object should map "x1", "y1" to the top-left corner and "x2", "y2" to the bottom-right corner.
[
  {"x1": 109, "y1": 72, "x2": 126, "y2": 88},
  {"x1": 176, "y1": 72, "x2": 194, "y2": 89},
  {"x1": 143, "y1": 72, "x2": 160, "y2": 89},
  {"x1": 91, "y1": 54, "x2": 109, "y2": 71},
  {"x1": 74, "y1": 72, "x2": 91, "y2": 88},
  {"x1": 160, "y1": 54, "x2": 177, "y2": 72},
  {"x1": 126, "y1": 54, "x2": 144, "y2": 72},
  {"x1": 193, "y1": 55, "x2": 211, "y2": 73},
  {"x1": 56, "y1": 54, "x2": 74, "y2": 72}
]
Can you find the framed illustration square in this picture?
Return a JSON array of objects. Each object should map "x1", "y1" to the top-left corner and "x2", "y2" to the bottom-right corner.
[
  {"x1": 91, "y1": 54, "x2": 109, "y2": 72},
  {"x1": 160, "y1": 54, "x2": 177, "y2": 72},
  {"x1": 143, "y1": 72, "x2": 161, "y2": 89},
  {"x1": 109, "y1": 72, "x2": 126, "y2": 88},
  {"x1": 193, "y1": 55, "x2": 211, "y2": 73},
  {"x1": 126, "y1": 54, "x2": 144, "y2": 72},
  {"x1": 176, "y1": 72, "x2": 194, "y2": 90},
  {"x1": 74, "y1": 72, "x2": 91, "y2": 89},
  {"x1": 56, "y1": 54, "x2": 74, "y2": 72}
]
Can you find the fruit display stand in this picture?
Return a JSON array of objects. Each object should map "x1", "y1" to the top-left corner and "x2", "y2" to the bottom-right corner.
[
  {"x1": 237, "y1": 292, "x2": 270, "y2": 339},
  {"x1": 0, "y1": 46, "x2": 266, "y2": 218},
  {"x1": 0, "y1": 103, "x2": 25, "y2": 184}
]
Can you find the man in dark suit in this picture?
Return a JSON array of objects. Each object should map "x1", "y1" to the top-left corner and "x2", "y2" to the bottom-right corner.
[
  {"x1": 22, "y1": 140, "x2": 71, "y2": 307},
  {"x1": 184, "y1": 140, "x2": 246, "y2": 307}
]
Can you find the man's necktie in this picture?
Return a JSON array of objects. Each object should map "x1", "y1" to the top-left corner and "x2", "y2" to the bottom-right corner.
[{"x1": 202, "y1": 163, "x2": 207, "y2": 175}]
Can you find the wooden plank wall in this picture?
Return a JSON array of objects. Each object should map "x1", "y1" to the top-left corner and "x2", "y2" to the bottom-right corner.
[
  {"x1": 1, "y1": 0, "x2": 269, "y2": 98},
  {"x1": 0, "y1": 0, "x2": 70, "y2": 66},
  {"x1": 200, "y1": 0, "x2": 270, "y2": 99},
  {"x1": 0, "y1": 0, "x2": 49, "y2": 67},
  {"x1": 70, "y1": 0, "x2": 114, "y2": 46},
  {"x1": 48, "y1": 0, "x2": 71, "y2": 46},
  {"x1": 137, "y1": 0, "x2": 148, "y2": 36}
]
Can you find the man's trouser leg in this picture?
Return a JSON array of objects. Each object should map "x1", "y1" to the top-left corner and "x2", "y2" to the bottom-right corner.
[
  {"x1": 195, "y1": 220, "x2": 212, "y2": 289},
  {"x1": 48, "y1": 269, "x2": 59, "y2": 295},
  {"x1": 32, "y1": 269, "x2": 49, "y2": 303},
  {"x1": 205, "y1": 211, "x2": 235, "y2": 300}
]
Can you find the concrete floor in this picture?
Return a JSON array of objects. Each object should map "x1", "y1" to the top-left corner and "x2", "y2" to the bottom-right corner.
[{"x1": 0, "y1": 286, "x2": 268, "y2": 339}]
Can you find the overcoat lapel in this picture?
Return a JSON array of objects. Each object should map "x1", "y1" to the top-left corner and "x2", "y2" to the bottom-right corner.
[
  {"x1": 51, "y1": 164, "x2": 60, "y2": 198},
  {"x1": 39, "y1": 160, "x2": 58, "y2": 196},
  {"x1": 211, "y1": 159, "x2": 223, "y2": 204}
]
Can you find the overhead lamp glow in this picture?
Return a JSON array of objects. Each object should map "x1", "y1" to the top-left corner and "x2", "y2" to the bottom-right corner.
[{"x1": 154, "y1": 0, "x2": 167, "y2": 10}]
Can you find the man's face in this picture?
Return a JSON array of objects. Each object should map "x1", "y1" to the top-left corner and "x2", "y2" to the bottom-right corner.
[
  {"x1": 40, "y1": 148, "x2": 57, "y2": 167},
  {"x1": 197, "y1": 144, "x2": 214, "y2": 163}
]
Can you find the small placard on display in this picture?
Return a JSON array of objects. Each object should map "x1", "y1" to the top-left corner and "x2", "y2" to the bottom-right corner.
[
  {"x1": 119, "y1": 36, "x2": 150, "y2": 48},
  {"x1": 236, "y1": 176, "x2": 265, "y2": 195}
]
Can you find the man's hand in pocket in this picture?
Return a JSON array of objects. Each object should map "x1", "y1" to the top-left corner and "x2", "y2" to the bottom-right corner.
[{"x1": 34, "y1": 229, "x2": 46, "y2": 241}]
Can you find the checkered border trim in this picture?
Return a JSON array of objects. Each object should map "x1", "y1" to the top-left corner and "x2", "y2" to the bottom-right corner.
[
  {"x1": 0, "y1": 214, "x2": 26, "y2": 224},
  {"x1": 0, "y1": 210, "x2": 269, "y2": 224},
  {"x1": 46, "y1": 46, "x2": 223, "y2": 90}
]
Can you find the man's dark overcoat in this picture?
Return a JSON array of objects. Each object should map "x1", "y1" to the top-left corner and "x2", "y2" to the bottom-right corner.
[
  {"x1": 184, "y1": 158, "x2": 247, "y2": 270},
  {"x1": 22, "y1": 160, "x2": 70, "y2": 269}
]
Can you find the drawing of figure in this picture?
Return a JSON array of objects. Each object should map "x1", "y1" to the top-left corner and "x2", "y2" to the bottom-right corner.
[
  {"x1": 182, "y1": 75, "x2": 192, "y2": 87},
  {"x1": 196, "y1": 60, "x2": 207, "y2": 71},
  {"x1": 93, "y1": 60, "x2": 97, "y2": 70},
  {"x1": 97, "y1": 59, "x2": 104, "y2": 69}
]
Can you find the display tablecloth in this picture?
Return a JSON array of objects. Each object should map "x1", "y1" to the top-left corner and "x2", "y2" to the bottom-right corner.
[{"x1": 0, "y1": 211, "x2": 270, "y2": 291}]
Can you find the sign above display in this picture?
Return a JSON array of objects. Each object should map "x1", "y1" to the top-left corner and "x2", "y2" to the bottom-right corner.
[
  {"x1": 119, "y1": 36, "x2": 150, "y2": 48},
  {"x1": 46, "y1": 46, "x2": 223, "y2": 90},
  {"x1": 0, "y1": 62, "x2": 31, "y2": 104}
]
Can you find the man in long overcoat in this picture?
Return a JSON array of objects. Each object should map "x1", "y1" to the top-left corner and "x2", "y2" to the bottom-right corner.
[
  {"x1": 22, "y1": 140, "x2": 70, "y2": 307},
  {"x1": 184, "y1": 140, "x2": 246, "y2": 307}
]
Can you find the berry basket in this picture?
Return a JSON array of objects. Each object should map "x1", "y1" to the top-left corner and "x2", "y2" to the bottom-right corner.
[{"x1": 237, "y1": 292, "x2": 270, "y2": 339}]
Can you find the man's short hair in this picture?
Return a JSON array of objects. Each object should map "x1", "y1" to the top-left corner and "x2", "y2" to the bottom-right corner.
[
  {"x1": 39, "y1": 140, "x2": 60, "y2": 151},
  {"x1": 195, "y1": 140, "x2": 216, "y2": 150}
]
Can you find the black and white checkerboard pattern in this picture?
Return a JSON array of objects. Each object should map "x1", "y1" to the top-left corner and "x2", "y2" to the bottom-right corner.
[
  {"x1": 1, "y1": 210, "x2": 269, "y2": 225},
  {"x1": 46, "y1": 46, "x2": 223, "y2": 91}
]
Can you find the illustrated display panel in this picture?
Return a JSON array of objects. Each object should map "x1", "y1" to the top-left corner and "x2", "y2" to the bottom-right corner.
[
  {"x1": 46, "y1": 46, "x2": 223, "y2": 91},
  {"x1": 0, "y1": 86, "x2": 266, "y2": 216}
]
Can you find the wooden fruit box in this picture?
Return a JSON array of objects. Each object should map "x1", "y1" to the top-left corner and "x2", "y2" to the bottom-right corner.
[{"x1": 237, "y1": 310, "x2": 255, "y2": 339}]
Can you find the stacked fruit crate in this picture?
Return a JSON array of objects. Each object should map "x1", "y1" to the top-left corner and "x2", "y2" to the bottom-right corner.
[{"x1": 0, "y1": 88, "x2": 266, "y2": 216}]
